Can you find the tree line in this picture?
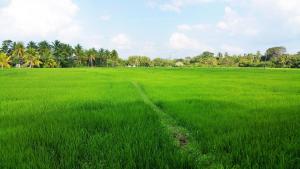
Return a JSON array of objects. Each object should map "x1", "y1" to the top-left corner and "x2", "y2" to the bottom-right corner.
[
  {"x1": 0, "y1": 40, "x2": 300, "y2": 69},
  {"x1": 0, "y1": 40, "x2": 121, "y2": 68}
]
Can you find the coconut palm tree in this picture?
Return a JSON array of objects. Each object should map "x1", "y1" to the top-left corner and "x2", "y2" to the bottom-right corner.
[
  {"x1": 12, "y1": 42, "x2": 25, "y2": 66},
  {"x1": 24, "y1": 48, "x2": 42, "y2": 68},
  {"x1": 74, "y1": 44, "x2": 84, "y2": 66},
  {"x1": 86, "y1": 48, "x2": 97, "y2": 67},
  {"x1": 43, "y1": 58, "x2": 57, "y2": 68},
  {"x1": 0, "y1": 52, "x2": 11, "y2": 69},
  {"x1": 26, "y1": 41, "x2": 38, "y2": 50}
]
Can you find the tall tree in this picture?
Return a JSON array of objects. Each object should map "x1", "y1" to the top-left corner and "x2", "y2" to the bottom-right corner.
[
  {"x1": 201, "y1": 51, "x2": 214, "y2": 58},
  {"x1": 52, "y1": 41, "x2": 74, "y2": 67},
  {"x1": 1, "y1": 40, "x2": 14, "y2": 56},
  {"x1": 74, "y1": 44, "x2": 85, "y2": 66},
  {"x1": 86, "y1": 48, "x2": 97, "y2": 67},
  {"x1": 24, "y1": 48, "x2": 42, "y2": 68},
  {"x1": 38, "y1": 41, "x2": 52, "y2": 65},
  {"x1": 0, "y1": 52, "x2": 11, "y2": 69},
  {"x1": 38, "y1": 41, "x2": 52, "y2": 56},
  {"x1": 265, "y1": 47, "x2": 286, "y2": 61},
  {"x1": 110, "y1": 49, "x2": 119, "y2": 67},
  {"x1": 98, "y1": 48, "x2": 106, "y2": 66},
  {"x1": 12, "y1": 42, "x2": 25, "y2": 66},
  {"x1": 104, "y1": 50, "x2": 111, "y2": 67},
  {"x1": 26, "y1": 41, "x2": 38, "y2": 50},
  {"x1": 52, "y1": 40, "x2": 61, "y2": 63}
]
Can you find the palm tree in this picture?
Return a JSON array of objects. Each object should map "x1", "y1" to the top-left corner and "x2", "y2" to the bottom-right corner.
[
  {"x1": 0, "y1": 52, "x2": 11, "y2": 69},
  {"x1": 12, "y1": 42, "x2": 25, "y2": 66},
  {"x1": 74, "y1": 44, "x2": 84, "y2": 66},
  {"x1": 86, "y1": 48, "x2": 97, "y2": 67},
  {"x1": 38, "y1": 41, "x2": 52, "y2": 64},
  {"x1": 26, "y1": 41, "x2": 38, "y2": 50},
  {"x1": 24, "y1": 48, "x2": 42, "y2": 68},
  {"x1": 44, "y1": 58, "x2": 57, "y2": 68}
]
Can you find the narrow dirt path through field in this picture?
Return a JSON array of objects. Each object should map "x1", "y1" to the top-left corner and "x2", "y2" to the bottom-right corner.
[{"x1": 131, "y1": 81, "x2": 217, "y2": 168}]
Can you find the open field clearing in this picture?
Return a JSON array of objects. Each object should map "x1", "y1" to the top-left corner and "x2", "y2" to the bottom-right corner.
[{"x1": 0, "y1": 68, "x2": 299, "y2": 169}]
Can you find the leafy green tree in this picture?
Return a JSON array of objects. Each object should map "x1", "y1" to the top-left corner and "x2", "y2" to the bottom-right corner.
[
  {"x1": 199, "y1": 57, "x2": 218, "y2": 66},
  {"x1": 264, "y1": 47, "x2": 286, "y2": 61},
  {"x1": 43, "y1": 58, "x2": 57, "y2": 68},
  {"x1": 283, "y1": 54, "x2": 300, "y2": 68},
  {"x1": 24, "y1": 48, "x2": 42, "y2": 68},
  {"x1": 38, "y1": 41, "x2": 52, "y2": 56},
  {"x1": 110, "y1": 49, "x2": 119, "y2": 67},
  {"x1": 128, "y1": 56, "x2": 151, "y2": 67},
  {"x1": 104, "y1": 49, "x2": 111, "y2": 67},
  {"x1": 1, "y1": 40, "x2": 14, "y2": 56},
  {"x1": 0, "y1": 52, "x2": 11, "y2": 69},
  {"x1": 289, "y1": 55, "x2": 300, "y2": 68},
  {"x1": 201, "y1": 51, "x2": 214, "y2": 58},
  {"x1": 26, "y1": 41, "x2": 38, "y2": 50},
  {"x1": 52, "y1": 41, "x2": 74, "y2": 67},
  {"x1": 238, "y1": 56, "x2": 253, "y2": 67},
  {"x1": 38, "y1": 41, "x2": 52, "y2": 66},
  {"x1": 219, "y1": 56, "x2": 237, "y2": 66},
  {"x1": 12, "y1": 42, "x2": 25, "y2": 66},
  {"x1": 97, "y1": 48, "x2": 106, "y2": 66},
  {"x1": 52, "y1": 40, "x2": 62, "y2": 66},
  {"x1": 128, "y1": 56, "x2": 139, "y2": 66},
  {"x1": 271, "y1": 55, "x2": 289, "y2": 68},
  {"x1": 153, "y1": 58, "x2": 165, "y2": 67},
  {"x1": 74, "y1": 44, "x2": 85, "y2": 66},
  {"x1": 86, "y1": 48, "x2": 97, "y2": 67}
]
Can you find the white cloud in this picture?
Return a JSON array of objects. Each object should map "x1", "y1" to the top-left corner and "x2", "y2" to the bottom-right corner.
[
  {"x1": 0, "y1": 0, "x2": 80, "y2": 40},
  {"x1": 157, "y1": 0, "x2": 214, "y2": 12},
  {"x1": 216, "y1": 6, "x2": 258, "y2": 36},
  {"x1": 251, "y1": 0, "x2": 300, "y2": 30},
  {"x1": 100, "y1": 15, "x2": 111, "y2": 21},
  {"x1": 111, "y1": 34, "x2": 132, "y2": 50},
  {"x1": 169, "y1": 32, "x2": 212, "y2": 50},
  {"x1": 177, "y1": 24, "x2": 192, "y2": 31},
  {"x1": 177, "y1": 23, "x2": 210, "y2": 31}
]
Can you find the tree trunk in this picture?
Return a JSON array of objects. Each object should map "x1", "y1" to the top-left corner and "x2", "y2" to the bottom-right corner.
[{"x1": 90, "y1": 58, "x2": 93, "y2": 67}]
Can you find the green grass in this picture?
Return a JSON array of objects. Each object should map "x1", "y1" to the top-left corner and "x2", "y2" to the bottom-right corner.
[{"x1": 0, "y1": 68, "x2": 299, "y2": 169}]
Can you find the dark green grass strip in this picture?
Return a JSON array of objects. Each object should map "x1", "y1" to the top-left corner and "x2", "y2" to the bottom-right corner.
[{"x1": 132, "y1": 81, "x2": 221, "y2": 168}]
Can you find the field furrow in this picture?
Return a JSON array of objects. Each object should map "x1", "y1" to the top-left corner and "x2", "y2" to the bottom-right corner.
[{"x1": 132, "y1": 81, "x2": 224, "y2": 168}]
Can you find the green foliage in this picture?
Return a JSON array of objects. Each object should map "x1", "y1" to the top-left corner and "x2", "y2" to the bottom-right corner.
[
  {"x1": 0, "y1": 52, "x2": 11, "y2": 68},
  {"x1": 26, "y1": 41, "x2": 38, "y2": 50},
  {"x1": 86, "y1": 48, "x2": 97, "y2": 67},
  {"x1": 153, "y1": 58, "x2": 174, "y2": 67},
  {"x1": 24, "y1": 48, "x2": 42, "y2": 68},
  {"x1": 128, "y1": 56, "x2": 152, "y2": 67},
  {"x1": 0, "y1": 40, "x2": 14, "y2": 56},
  {"x1": 74, "y1": 44, "x2": 85, "y2": 66},
  {"x1": 218, "y1": 56, "x2": 238, "y2": 66},
  {"x1": 265, "y1": 46, "x2": 287, "y2": 61},
  {"x1": 12, "y1": 42, "x2": 25, "y2": 65},
  {"x1": 1, "y1": 41, "x2": 300, "y2": 69}
]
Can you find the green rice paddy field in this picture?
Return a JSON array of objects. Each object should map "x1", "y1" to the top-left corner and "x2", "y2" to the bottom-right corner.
[{"x1": 0, "y1": 68, "x2": 299, "y2": 169}]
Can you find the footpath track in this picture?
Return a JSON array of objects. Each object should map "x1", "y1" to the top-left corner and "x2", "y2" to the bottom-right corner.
[{"x1": 131, "y1": 81, "x2": 219, "y2": 169}]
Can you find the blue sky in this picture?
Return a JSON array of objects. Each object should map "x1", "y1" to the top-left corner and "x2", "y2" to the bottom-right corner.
[{"x1": 0, "y1": 0, "x2": 300, "y2": 58}]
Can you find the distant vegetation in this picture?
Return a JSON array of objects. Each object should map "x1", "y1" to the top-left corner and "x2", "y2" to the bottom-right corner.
[{"x1": 1, "y1": 40, "x2": 300, "y2": 68}]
